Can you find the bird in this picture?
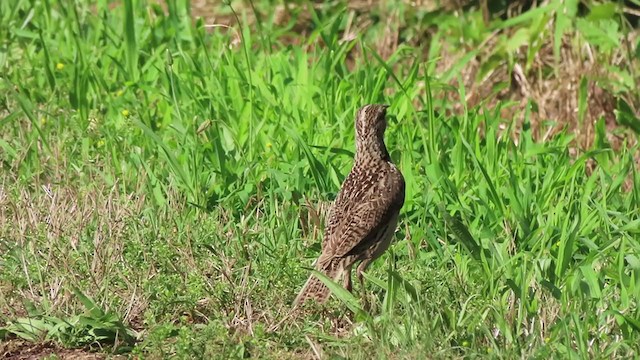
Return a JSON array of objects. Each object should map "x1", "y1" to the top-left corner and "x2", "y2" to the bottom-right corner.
[{"x1": 294, "y1": 104, "x2": 405, "y2": 306}]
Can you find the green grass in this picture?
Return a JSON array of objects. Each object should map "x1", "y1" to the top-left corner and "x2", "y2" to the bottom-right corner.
[{"x1": 1, "y1": 0, "x2": 639, "y2": 358}]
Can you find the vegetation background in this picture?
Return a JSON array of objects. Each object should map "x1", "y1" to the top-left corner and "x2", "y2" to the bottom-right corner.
[{"x1": 1, "y1": 0, "x2": 639, "y2": 358}]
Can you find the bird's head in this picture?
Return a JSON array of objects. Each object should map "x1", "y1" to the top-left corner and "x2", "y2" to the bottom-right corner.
[{"x1": 354, "y1": 104, "x2": 390, "y2": 143}]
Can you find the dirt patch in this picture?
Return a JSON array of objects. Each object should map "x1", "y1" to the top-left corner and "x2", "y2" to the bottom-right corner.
[{"x1": 0, "y1": 339, "x2": 127, "y2": 360}]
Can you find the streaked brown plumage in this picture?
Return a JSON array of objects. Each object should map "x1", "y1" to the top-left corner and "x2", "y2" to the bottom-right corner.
[{"x1": 294, "y1": 104, "x2": 405, "y2": 306}]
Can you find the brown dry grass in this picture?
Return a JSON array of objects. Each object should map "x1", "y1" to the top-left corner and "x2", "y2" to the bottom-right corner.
[{"x1": 0, "y1": 178, "x2": 149, "y2": 324}]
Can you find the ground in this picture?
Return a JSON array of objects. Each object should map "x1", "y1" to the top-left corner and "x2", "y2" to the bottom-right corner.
[{"x1": 1, "y1": 0, "x2": 639, "y2": 359}]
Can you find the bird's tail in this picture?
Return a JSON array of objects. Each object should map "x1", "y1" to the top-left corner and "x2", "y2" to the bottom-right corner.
[{"x1": 293, "y1": 258, "x2": 340, "y2": 306}]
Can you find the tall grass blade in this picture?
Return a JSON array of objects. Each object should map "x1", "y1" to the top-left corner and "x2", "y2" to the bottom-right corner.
[{"x1": 123, "y1": 0, "x2": 137, "y2": 80}]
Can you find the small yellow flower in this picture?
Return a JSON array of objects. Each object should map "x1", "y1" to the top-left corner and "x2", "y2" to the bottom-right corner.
[
  {"x1": 97, "y1": 139, "x2": 105, "y2": 147},
  {"x1": 121, "y1": 109, "x2": 130, "y2": 117},
  {"x1": 116, "y1": 89, "x2": 124, "y2": 97},
  {"x1": 56, "y1": 63, "x2": 64, "y2": 70},
  {"x1": 40, "y1": 117, "x2": 47, "y2": 126},
  {"x1": 544, "y1": 337, "x2": 551, "y2": 343},
  {"x1": 462, "y1": 341, "x2": 469, "y2": 347}
]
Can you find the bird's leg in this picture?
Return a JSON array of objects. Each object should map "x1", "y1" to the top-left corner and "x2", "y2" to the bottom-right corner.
[
  {"x1": 356, "y1": 259, "x2": 372, "y2": 311},
  {"x1": 342, "y1": 264, "x2": 353, "y2": 293},
  {"x1": 356, "y1": 259, "x2": 372, "y2": 290}
]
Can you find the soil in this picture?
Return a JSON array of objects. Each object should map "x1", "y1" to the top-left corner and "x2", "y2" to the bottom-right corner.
[{"x1": 0, "y1": 339, "x2": 129, "y2": 360}]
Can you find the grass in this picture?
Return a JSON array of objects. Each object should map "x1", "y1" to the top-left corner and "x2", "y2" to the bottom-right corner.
[{"x1": 1, "y1": 0, "x2": 639, "y2": 358}]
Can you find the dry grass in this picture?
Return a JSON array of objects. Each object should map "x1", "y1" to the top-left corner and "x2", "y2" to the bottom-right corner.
[{"x1": 0, "y1": 177, "x2": 149, "y2": 320}]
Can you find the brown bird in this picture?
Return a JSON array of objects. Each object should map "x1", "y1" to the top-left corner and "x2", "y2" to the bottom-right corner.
[{"x1": 294, "y1": 104, "x2": 405, "y2": 306}]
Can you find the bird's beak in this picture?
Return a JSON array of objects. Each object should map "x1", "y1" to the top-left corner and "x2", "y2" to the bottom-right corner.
[{"x1": 381, "y1": 104, "x2": 391, "y2": 118}]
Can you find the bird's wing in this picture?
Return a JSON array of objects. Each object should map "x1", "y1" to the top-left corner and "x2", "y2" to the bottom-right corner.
[{"x1": 321, "y1": 165, "x2": 405, "y2": 260}]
